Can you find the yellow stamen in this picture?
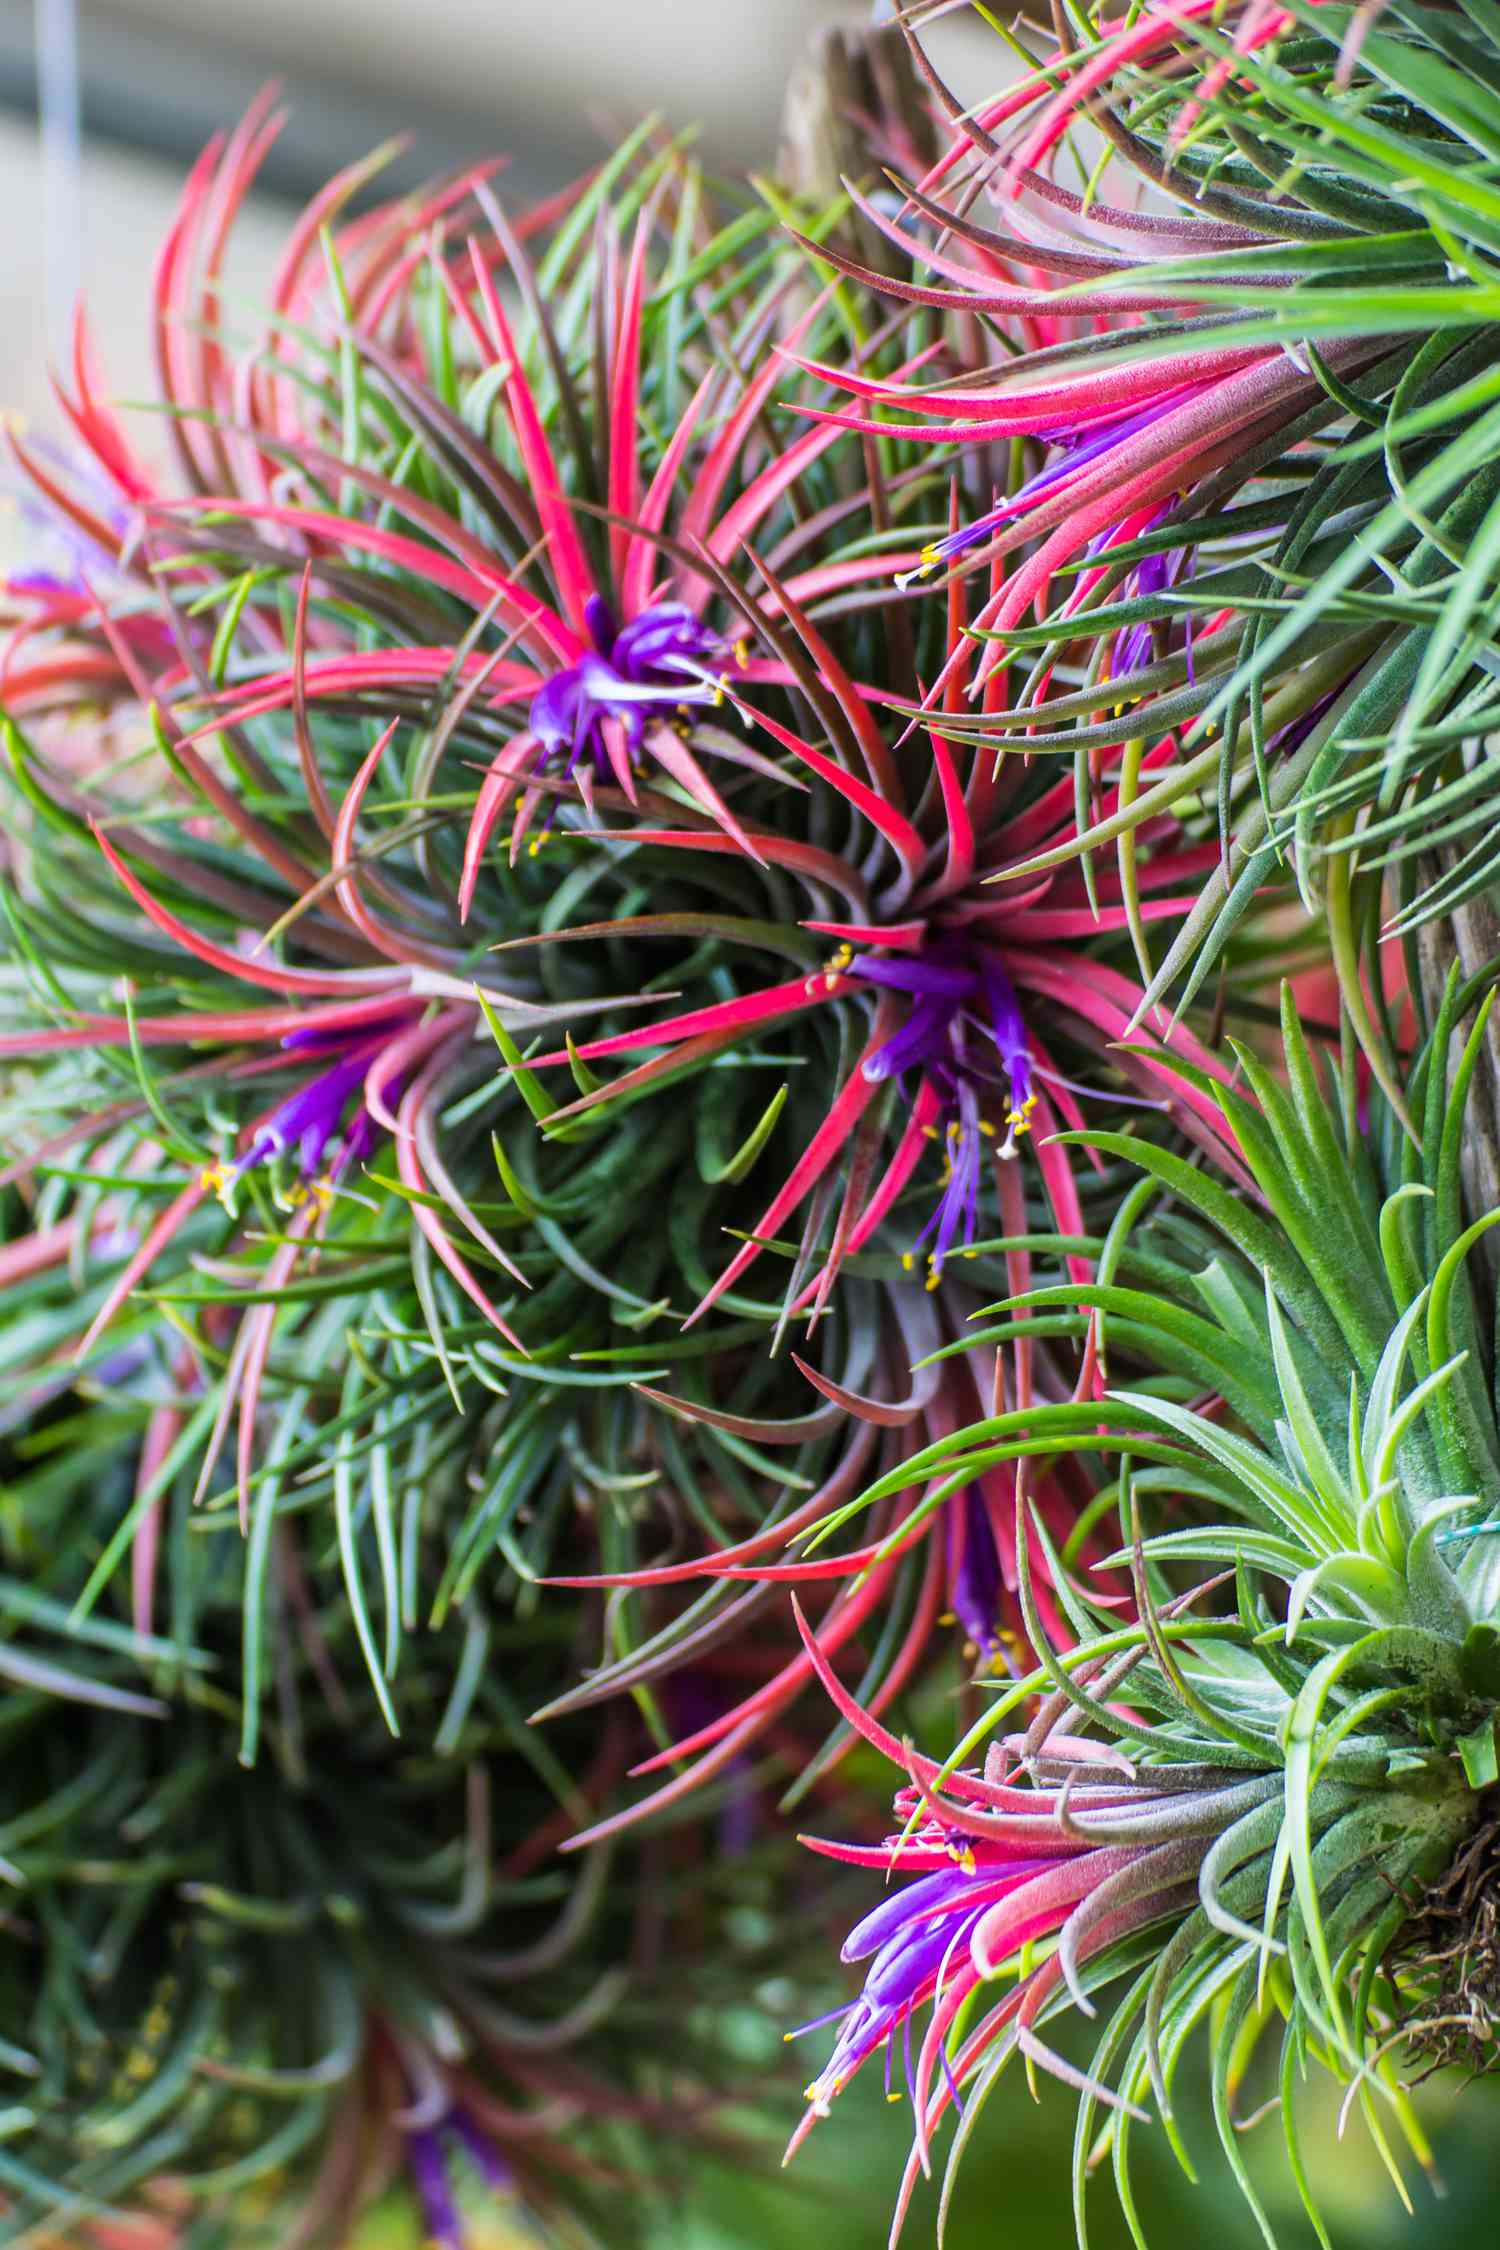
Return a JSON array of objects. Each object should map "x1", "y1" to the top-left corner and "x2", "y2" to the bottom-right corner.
[{"x1": 894, "y1": 542, "x2": 942, "y2": 590}]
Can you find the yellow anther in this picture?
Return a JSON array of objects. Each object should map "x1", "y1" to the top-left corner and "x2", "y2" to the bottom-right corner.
[
  {"x1": 894, "y1": 543, "x2": 942, "y2": 591},
  {"x1": 822, "y1": 943, "x2": 854, "y2": 993},
  {"x1": 199, "y1": 1161, "x2": 238, "y2": 1212},
  {"x1": 900, "y1": 1251, "x2": 915, "y2": 1272},
  {"x1": 527, "y1": 827, "x2": 554, "y2": 858},
  {"x1": 988, "y1": 1628, "x2": 1025, "y2": 1679},
  {"x1": 734, "y1": 637, "x2": 752, "y2": 668},
  {"x1": 978, "y1": 1119, "x2": 996, "y2": 1139}
]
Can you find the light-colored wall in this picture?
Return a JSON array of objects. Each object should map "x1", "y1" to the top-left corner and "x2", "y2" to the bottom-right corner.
[
  {"x1": 93, "y1": 0, "x2": 867, "y2": 168},
  {"x1": 0, "y1": 0, "x2": 994, "y2": 553}
]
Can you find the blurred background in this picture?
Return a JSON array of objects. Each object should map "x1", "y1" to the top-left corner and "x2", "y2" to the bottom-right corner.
[
  {"x1": 0, "y1": 0, "x2": 994, "y2": 426},
  {"x1": 2, "y1": 1, "x2": 1498, "y2": 2242}
]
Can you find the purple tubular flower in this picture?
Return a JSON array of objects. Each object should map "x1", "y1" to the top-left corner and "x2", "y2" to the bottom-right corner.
[
  {"x1": 1109, "y1": 511, "x2": 1196, "y2": 681},
  {"x1": 203, "y1": 1023, "x2": 404, "y2": 1211},
  {"x1": 950, "y1": 1485, "x2": 1005, "y2": 1664},
  {"x1": 404, "y1": 2109, "x2": 523, "y2": 2249},
  {"x1": 528, "y1": 594, "x2": 746, "y2": 774},
  {"x1": 895, "y1": 391, "x2": 1199, "y2": 588},
  {"x1": 450, "y1": 2107, "x2": 516, "y2": 2193},
  {"x1": 805, "y1": 1869, "x2": 1001, "y2": 2112},
  {"x1": 841, "y1": 1866, "x2": 979, "y2": 1963},
  {"x1": 847, "y1": 938, "x2": 1037, "y2": 1282},
  {"x1": 407, "y1": 2126, "x2": 466, "y2": 2250},
  {"x1": 240, "y1": 1042, "x2": 379, "y2": 1181}
]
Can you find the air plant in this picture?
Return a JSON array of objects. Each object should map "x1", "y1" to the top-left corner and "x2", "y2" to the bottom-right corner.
[
  {"x1": 803, "y1": 0, "x2": 1500, "y2": 1110},
  {"x1": 0, "y1": 74, "x2": 1301, "y2": 1854},
  {"x1": 0, "y1": 1586, "x2": 776, "y2": 2248},
  {"x1": 8, "y1": 11, "x2": 1497, "y2": 2249},
  {"x1": 0, "y1": 1173, "x2": 822, "y2": 2250},
  {"x1": 792, "y1": 976, "x2": 1500, "y2": 2244}
]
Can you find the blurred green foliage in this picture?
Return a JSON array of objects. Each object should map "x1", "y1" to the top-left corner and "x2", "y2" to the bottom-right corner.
[{"x1": 353, "y1": 2022, "x2": 1499, "y2": 2249}]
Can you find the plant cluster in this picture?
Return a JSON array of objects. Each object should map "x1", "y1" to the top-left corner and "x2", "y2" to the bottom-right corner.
[{"x1": 4, "y1": 3, "x2": 1500, "y2": 2245}]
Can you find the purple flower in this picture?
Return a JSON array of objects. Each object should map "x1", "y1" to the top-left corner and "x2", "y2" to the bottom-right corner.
[
  {"x1": 844, "y1": 938, "x2": 1036, "y2": 1283},
  {"x1": 1109, "y1": 512, "x2": 1195, "y2": 680},
  {"x1": 800, "y1": 1860, "x2": 1011, "y2": 2114},
  {"x1": 895, "y1": 391, "x2": 1199, "y2": 589},
  {"x1": 450, "y1": 2107, "x2": 516, "y2": 2194},
  {"x1": 950, "y1": 1486, "x2": 1005, "y2": 1664},
  {"x1": 405, "y1": 2110, "x2": 518, "y2": 2248},
  {"x1": 407, "y1": 2125, "x2": 466, "y2": 2250},
  {"x1": 202, "y1": 1021, "x2": 406, "y2": 1212},
  {"x1": 529, "y1": 595, "x2": 747, "y2": 775}
]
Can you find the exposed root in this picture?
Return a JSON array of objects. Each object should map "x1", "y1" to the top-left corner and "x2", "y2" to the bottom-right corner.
[{"x1": 1387, "y1": 1792, "x2": 1500, "y2": 2079}]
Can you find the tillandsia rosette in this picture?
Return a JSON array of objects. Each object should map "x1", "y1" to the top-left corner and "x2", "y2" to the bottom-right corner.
[
  {"x1": 790, "y1": 978, "x2": 1500, "y2": 2243},
  {"x1": 0, "y1": 1336, "x2": 814, "y2": 2250},
  {"x1": 0, "y1": 83, "x2": 1296, "y2": 1840},
  {"x1": 808, "y1": 0, "x2": 1500, "y2": 1111}
]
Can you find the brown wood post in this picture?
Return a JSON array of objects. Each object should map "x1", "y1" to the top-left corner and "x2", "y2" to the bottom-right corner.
[{"x1": 776, "y1": 17, "x2": 937, "y2": 269}]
